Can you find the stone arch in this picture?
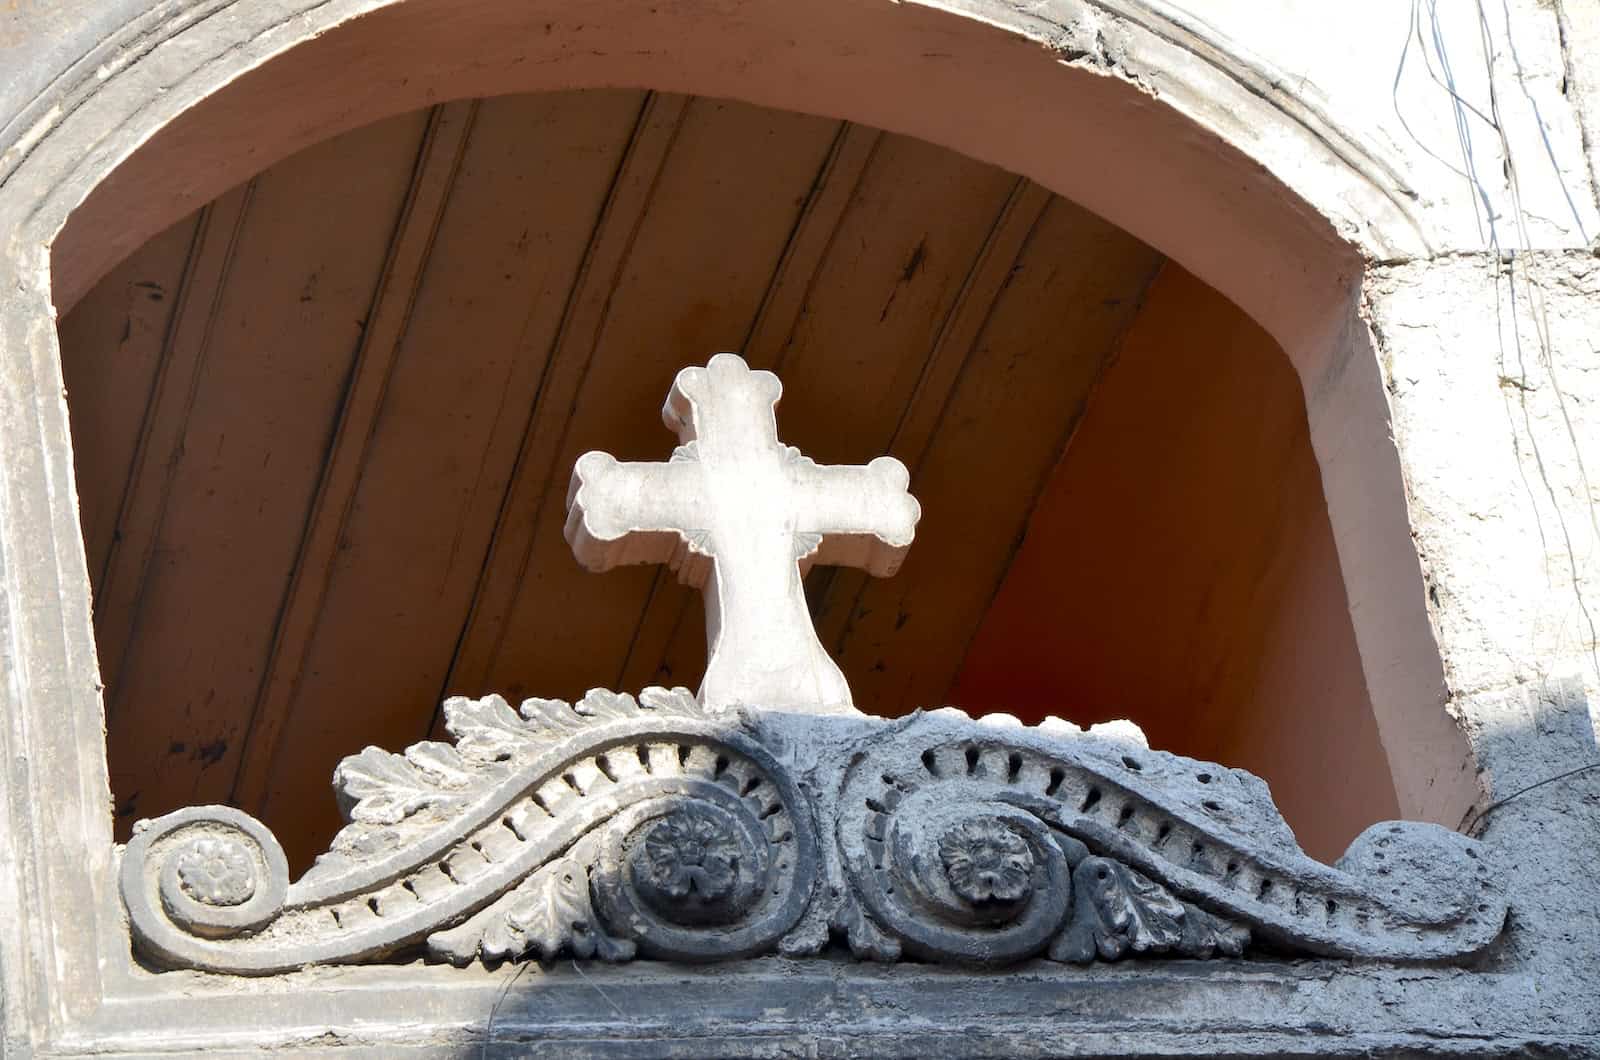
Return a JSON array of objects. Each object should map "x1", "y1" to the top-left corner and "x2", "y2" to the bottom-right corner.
[{"x1": 0, "y1": 0, "x2": 1475, "y2": 839}]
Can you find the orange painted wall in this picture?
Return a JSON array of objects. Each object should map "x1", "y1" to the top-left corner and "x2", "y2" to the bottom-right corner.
[{"x1": 948, "y1": 265, "x2": 1399, "y2": 862}]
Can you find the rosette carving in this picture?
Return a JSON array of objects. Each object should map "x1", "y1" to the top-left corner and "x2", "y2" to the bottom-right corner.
[
  {"x1": 634, "y1": 808, "x2": 744, "y2": 911},
  {"x1": 173, "y1": 836, "x2": 259, "y2": 907},
  {"x1": 939, "y1": 819, "x2": 1034, "y2": 904},
  {"x1": 119, "y1": 698, "x2": 1507, "y2": 974},
  {"x1": 119, "y1": 688, "x2": 816, "y2": 974},
  {"x1": 591, "y1": 786, "x2": 802, "y2": 960},
  {"x1": 120, "y1": 807, "x2": 289, "y2": 958},
  {"x1": 833, "y1": 709, "x2": 1507, "y2": 965},
  {"x1": 843, "y1": 781, "x2": 1075, "y2": 963}
]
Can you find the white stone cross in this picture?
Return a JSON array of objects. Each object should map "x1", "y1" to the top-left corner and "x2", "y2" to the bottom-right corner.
[{"x1": 564, "y1": 353, "x2": 921, "y2": 714}]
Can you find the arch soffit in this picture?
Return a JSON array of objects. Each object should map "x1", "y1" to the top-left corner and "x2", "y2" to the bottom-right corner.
[
  {"x1": 0, "y1": 0, "x2": 1431, "y2": 329},
  {"x1": 0, "y1": 0, "x2": 1473, "y2": 825}
]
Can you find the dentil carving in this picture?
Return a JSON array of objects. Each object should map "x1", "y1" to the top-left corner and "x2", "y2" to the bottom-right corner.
[
  {"x1": 120, "y1": 694, "x2": 1508, "y2": 974},
  {"x1": 117, "y1": 354, "x2": 1508, "y2": 975}
]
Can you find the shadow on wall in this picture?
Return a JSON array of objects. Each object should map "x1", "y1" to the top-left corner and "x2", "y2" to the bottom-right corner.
[
  {"x1": 422, "y1": 682, "x2": 1600, "y2": 1055},
  {"x1": 949, "y1": 265, "x2": 1402, "y2": 864}
]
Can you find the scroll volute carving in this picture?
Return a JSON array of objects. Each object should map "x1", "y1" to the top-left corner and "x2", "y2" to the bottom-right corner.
[
  {"x1": 119, "y1": 695, "x2": 1507, "y2": 975},
  {"x1": 114, "y1": 355, "x2": 1506, "y2": 976}
]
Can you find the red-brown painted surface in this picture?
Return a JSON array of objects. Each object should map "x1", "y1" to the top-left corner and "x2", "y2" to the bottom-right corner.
[{"x1": 950, "y1": 265, "x2": 1399, "y2": 862}]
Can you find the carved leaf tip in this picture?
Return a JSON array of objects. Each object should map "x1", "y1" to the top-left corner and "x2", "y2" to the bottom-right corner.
[
  {"x1": 1051, "y1": 856, "x2": 1248, "y2": 964},
  {"x1": 831, "y1": 899, "x2": 901, "y2": 962},
  {"x1": 428, "y1": 857, "x2": 635, "y2": 967},
  {"x1": 443, "y1": 693, "x2": 534, "y2": 762},
  {"x1": 573, "y1": 688, "x2": 640, "y2": 720},
  {"x1": 333, "y1": 745, "x2": 472, "y2": 825},
  {"x1": 515, "y1": 694, "x2": 585, "y2": 736},
  {"x1": 638, "y1": 685, "x2": 703, "y2": 715},
  {"x1": 403, "y1": 741, "x2": 475, "y2": 786}
]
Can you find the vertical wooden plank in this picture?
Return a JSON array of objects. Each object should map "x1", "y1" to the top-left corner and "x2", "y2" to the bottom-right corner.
[
  {"x1": 101, "y1": 110, "x2": 433, "y2": 833},
  {"x1": 433, "y1": 90, "x2": 692, "y2": 715},
  {"x1": 741, "y1": 123, "x2": 883, "y2": 368},
  {"x1": 614, "y1": 121, "x2": 882, "y2": 693},
  {"x1": 879, "y1": 180, "x2": 1054, "y2": 480},
  {"x1": 824, "y1": 198, "x2": 1164, "y2": 715},
  {"x1": 90, "y1": 187, "x2": 253, "y2": 701},
  {"x1": 631, "y1": 134, "x2": 1023, "y2": 696},
  {"x1": 444, "y1": 97, "x2": 842, "y2": 711},
  {"x1": 767, "y1": 132, "x2": 1021, "y2": 466},
  {"x1": 228, "y1": 99, "x2": 480, "y2": 819},
  {"x1": 804, "y1": 178, "x2": 1052, "y2": 650},
  {"x1": 250, "y1": 91, "x2": 650, "y2": 870},
  {"x1": 57, "y1": 209, "x2": 203, "y2": 588}
]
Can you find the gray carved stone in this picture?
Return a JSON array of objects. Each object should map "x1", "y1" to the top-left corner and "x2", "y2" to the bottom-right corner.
[
  {"x1": 118, "y1": 353, "x2": 1509, "y2": 975},
  {"x1": 119, "y1": 691, "x2": 1507, "y2": 974}
]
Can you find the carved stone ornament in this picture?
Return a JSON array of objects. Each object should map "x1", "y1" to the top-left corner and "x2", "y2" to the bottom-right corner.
[{"x1": 119, "y1": 355, "x2": 1508, "y2": 974}]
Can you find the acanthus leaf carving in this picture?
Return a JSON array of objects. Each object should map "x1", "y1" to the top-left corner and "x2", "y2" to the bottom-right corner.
[
  {"x1": 636, "y1": 685, "x2": 705, "y2": 716},
  {"x1": 441, "y1": 693, "x2": 537, "y2": 764},
  {"x1": 1051, "y1": 856, "x2": 1248, "y2": 964},
  {"x1": 428, "y1": 855, "x2": 635, "y2": 966},
  {"x1": 832, "y1": 710, "x2": 1507, "y2": 966},
  {"x1": 514, "y1": 695, "x2": 592, "y2": 737},
  {"x1": 119, "y1": 694, "x2": 1508, "y2": 976},
  {"x1": 332, "y1": 743, "x2": 477, "y2": 826}
]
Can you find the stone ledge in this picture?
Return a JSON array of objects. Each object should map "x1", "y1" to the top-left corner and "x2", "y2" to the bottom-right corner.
[{"x1": 57, "y1": 956, "x2": 1597, "y2": 1058}]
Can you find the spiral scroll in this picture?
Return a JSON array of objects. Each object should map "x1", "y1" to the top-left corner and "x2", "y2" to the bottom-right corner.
[
  {"x1": 119, "y1": 695, "x2": 1507, "y2": 973},
  {"x1": 119, "y1": 689, "x2": 817, "y2": 974},
  {"x1": 833, "y1": 711, "x2": 1506, "y2": 964},
  {"x1": 121, "y1": 806, "x2": 291, "y2": 967},
  {"x1": 846, "y1": 782, "x2": 1074, "y2": 962}
]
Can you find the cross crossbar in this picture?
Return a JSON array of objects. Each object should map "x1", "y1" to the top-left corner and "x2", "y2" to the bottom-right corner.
[{"x1": 565, "y1": 353, "x2": 920, "y2": 714}]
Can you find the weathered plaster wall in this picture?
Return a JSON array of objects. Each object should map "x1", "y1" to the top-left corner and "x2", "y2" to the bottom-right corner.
[
  {"x1": 1153, "y1": 0, "x2": 1596, "y2": 252},
  {"x1": 0, "y1": 0, "x2": 152, "y2": 141},
  {"x1": 1555, "y1": 0, "x2": 1600, "y2": 229},
  {"x1": 1367, "y1": 252, "x2": 1600, "y2": 787}
]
